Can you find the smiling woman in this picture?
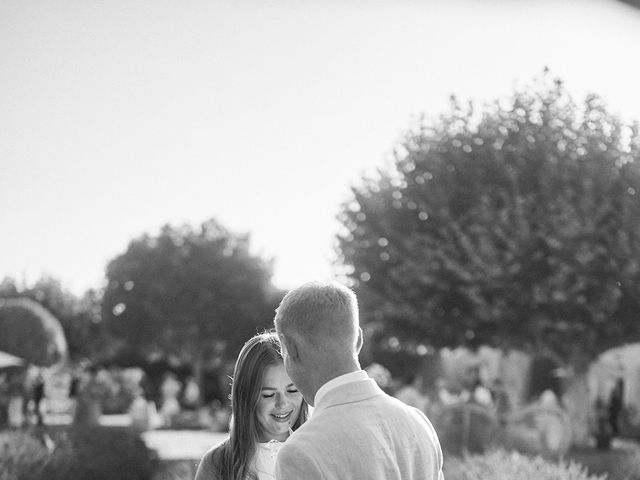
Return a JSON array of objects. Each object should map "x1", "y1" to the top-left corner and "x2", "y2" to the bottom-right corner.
[
  {"x1": 256, "y1": 364, "x2": 303, "y2": 443},
  {"x1": 194, "y1": 332, "x2": 308, "y2": 480}
]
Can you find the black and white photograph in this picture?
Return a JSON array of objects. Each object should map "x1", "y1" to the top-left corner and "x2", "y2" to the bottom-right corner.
[{"x1": 2, "y1": 1, "x2": 640, "y2": 479}]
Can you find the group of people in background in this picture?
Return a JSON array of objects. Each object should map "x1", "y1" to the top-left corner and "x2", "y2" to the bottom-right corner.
[{"x1": 0, "y1": 367, "x2": 46, "y2": 428}]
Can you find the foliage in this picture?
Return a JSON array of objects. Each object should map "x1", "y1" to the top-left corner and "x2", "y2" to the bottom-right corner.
[
  {"x1": 444, "y1": 449, "x2": 607, "y2": 480},
  {"x1": 337, "y1": 71, "x2": 640, "y2": 370},
  {"x1": 0, "y1": 276, "x2": 111, "y2": 362},
  {"x1": 101, "y1": 218, "x2": 280, "y2": 400},
  {"x1": 618, "y1": 0, "x2": 640, "y2": 9},
  {"x1": 0, "y1": 427, "x2": 158, "y2": 480},
  {"x1": 0, "y1": 297, "x2": 67, "y2": 366},
  {"x1": 568, "y1": 444, "x2": 640, "y2": 480},
  {"x1": 62, "y1": 426, "x2": 158, "y2": 480},
  {"x1": 0, "y1": 429, "x2": 69, "y2": 480}
]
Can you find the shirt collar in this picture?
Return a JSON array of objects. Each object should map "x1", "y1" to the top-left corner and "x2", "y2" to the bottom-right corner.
[{"x1": 313, "y1": 370, "x2": 368, "y2": 408}]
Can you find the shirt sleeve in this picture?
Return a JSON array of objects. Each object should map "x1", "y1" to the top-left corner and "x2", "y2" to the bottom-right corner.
[{"x1": 194, "y1": 448, "x2": 221, "y2": 480}]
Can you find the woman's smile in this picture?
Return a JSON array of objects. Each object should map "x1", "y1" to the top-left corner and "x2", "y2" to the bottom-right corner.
[{"x1": 271, "y1": 411, "x2": 293, "y2": 422}]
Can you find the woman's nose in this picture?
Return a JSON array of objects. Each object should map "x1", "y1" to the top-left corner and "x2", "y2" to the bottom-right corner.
[{"x1": 275, "y1": 392, "x2": 286, "y2": 408}]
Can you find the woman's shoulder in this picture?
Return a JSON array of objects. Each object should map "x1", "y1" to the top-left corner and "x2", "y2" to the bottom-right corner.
[{"x1": 195, "y1": 438, "x2": 229, "y2": 480}]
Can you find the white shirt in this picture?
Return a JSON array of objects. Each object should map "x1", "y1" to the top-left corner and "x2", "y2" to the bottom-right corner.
[
  {"x1": 253, "y1": 440, "x2": 283, "y2": 480},
  {"x1": 313, "y1": 370, "x2": 368, "y2": 408}
]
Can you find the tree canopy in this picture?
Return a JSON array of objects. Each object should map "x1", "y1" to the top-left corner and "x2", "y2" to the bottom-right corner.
[
  {"x1": 101, "y1": 218, "x2": 280, "y2": 374},
  {"x1": 0, "y1": 276, "x2": 108, "y2": 362},
  {"x1": 0, "y1": 297, "x2": 68, "y2": 366},
  {"x1": 337, "y1": 72, "x2": 640, "y2": 371}
]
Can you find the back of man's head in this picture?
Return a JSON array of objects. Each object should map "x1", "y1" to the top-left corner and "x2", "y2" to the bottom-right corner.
[{"x1": 274, "y1": 281, "x2": 359, "y2": 353}]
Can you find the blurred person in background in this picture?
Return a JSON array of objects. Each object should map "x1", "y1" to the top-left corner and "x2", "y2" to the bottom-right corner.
[
  {"x1": 274, "y1": 281, "x2": 444, "y2": 480},
  {"x1": 159, "y1": 372, "x2": 181, "y2": 427},
  {"x1": 195, "y1": 332, "x2": 308, "y2": 480},
  {"x1": 395, "y1": 373, "x2": 430, "y2": 413},
  {"x1": 31, "y1": 371, "x2": 45, "y2": 425},
  {"x1": 608, "y1": 378, "x2": 625, "y2": 437}
]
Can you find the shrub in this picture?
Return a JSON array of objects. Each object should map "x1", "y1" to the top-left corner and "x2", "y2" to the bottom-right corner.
[
  {"x1": 567, "y1": 444, "x2": 640, "y2": 480},
  {"x1": 0, "y1": 430, "x2": 70, "y2": 480},
  {"x1": 0, "y1": 426, "x2": 159, "y2": 480},
  {"x1": 444, "y1": 449, "x2": 608, "y2": 480},
  {"x1": 60, "y1": 426, "x2": 159, "y2": 480}
]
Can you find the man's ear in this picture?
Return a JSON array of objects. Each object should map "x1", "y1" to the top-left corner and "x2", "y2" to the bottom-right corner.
[
  {"x1": 279, "y1": 333, "x2": 300, "y2": 362},
  {"x1": 355, "y1": 327, "x2": 364, "y2": 354}
]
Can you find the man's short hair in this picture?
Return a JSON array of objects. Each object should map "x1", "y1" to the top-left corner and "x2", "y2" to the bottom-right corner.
[{"x1": 274, "y1": 281, "x2": 359, "y2": 349}]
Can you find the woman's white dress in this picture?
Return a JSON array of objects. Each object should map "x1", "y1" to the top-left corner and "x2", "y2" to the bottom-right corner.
[{"x1": 252, "y1": 439, "x2": 283, "y2": 480}]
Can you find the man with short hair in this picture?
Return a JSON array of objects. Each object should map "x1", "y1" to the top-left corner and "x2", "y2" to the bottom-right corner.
[{"x1": 274, "y1": 281, "x2": 444, "y2": 480}]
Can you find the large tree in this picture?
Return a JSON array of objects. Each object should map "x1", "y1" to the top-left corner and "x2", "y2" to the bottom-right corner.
[
  {"x1": 101, "y1": 218, "x2": 280, "y2": 404},
  {"x1": 337, "y1": 72, "x2": 640, "y2": 443}
]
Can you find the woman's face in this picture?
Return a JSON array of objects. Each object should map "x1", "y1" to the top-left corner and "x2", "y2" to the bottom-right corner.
[{"x1": 255, "y1": 362, "x2": 303, "y2": 442}]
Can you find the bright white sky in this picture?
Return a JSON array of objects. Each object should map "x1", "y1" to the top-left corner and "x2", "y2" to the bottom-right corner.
[{"x1": 2, "y1": 0, "x2": 640, "y2": 295}]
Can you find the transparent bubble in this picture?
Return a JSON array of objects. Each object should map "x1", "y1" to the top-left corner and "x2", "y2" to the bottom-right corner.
[
  {"x1": 628, "y1": 187, "x2": 636, "y2": 196},
  {"x1": 360, "y1": 272, "x2": 371, "y2": 282},
  {"x1": 377, "y1": 237, "x2": 389, "y2": 247},
  {"x1": 356, "y1": 212, "x2": 366, "y2": 221},
  {"x1": 124, "y1": 281, "x2": 134, "y2": 291},
  {"x1": 462, "y1": 145, "x2": 472, "y2": 153},
  {"x1": 418, "y1": 211, "x2": 429, "y2": 221},
  {"x1": 380, "y1": 252, "x2": 390, "y2": 261}
]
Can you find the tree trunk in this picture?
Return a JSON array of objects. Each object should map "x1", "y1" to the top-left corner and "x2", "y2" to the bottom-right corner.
[{"x1": 562, "y1": 371, "x2": 593, "y2": 447}]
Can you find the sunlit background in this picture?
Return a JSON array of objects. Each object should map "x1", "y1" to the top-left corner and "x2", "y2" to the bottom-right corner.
[{"x1": 2, "y1": 0, "x2": 640, "y2": 295}]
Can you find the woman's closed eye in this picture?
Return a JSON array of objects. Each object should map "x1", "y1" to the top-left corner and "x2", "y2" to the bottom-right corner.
[{"x1": 261, "y1": 388, "x2": 298, "y2": 398}]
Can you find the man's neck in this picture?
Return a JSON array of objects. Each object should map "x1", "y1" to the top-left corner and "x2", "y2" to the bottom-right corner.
[{"x1": 308, "y1": 358, "x2": 362, "y2": 406}]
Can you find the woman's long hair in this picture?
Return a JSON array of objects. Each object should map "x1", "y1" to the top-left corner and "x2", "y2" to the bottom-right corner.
[{"x1": 216, "y1": 331, "x2": 308, "y2": 480}]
